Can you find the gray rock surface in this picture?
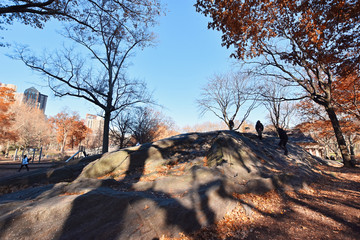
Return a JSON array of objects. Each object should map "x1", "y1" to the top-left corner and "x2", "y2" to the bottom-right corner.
[{"x1": 0, "y1": 131, "x2": 321, "y2": 239}]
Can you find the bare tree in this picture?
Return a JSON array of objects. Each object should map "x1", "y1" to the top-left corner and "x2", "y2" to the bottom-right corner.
[
  {"x1": 260, "y1": 80, "x2": 297, "y2": 129},
  {"x1": 130, "y1": 107, "x2": 175, "y2": 144},
  {"x1": 11, "y1": 102, "x2": 50, "y2": 149},
  {"x1": 131, "y1": 107, "x2": 158, "y2": 144},
  {"x1": 197, "y1": 72, "x2": 258, "y2": 130},
  {"x1": 110, "y1": 110, "x2": 133, "y2": 149},
  {"x1": 16, "y1": 1, "x2": 161, "y2": 153},
  {"x1": 0, "y1": 1, "x2": 162, "y2": 31}
]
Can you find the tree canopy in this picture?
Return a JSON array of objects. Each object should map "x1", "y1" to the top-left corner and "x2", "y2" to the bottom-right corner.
[
  {"x1": 49, "y1": 111, "x2": 90, "y2": 152},
  {"x1": 0, "y1": 1, "x2": 162, "y2": 30},
  {"x1": 197, "y1": 72, "x2": 258, "y2": 130},
  {"x1": 195, "y1": 0, "x2": 360, "y2": 77},
  {"x1": 195, "y1": 0, "x2": 360, "y2": 167}
]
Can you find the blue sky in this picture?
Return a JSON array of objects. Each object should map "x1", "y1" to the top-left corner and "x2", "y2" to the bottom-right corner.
[{"x1": 0, "y1": 1, "x2": 267, "y2": 129}]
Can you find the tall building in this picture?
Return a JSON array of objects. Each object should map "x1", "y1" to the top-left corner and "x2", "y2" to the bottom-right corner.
[
  {"x1": 85, "y1": 114, "x2": 104, "y2": 132},
  {"x1": 23, "y1": 87, "x2": 48, "y2": 113}
]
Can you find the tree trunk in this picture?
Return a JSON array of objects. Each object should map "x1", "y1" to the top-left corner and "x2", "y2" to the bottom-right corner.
[
  {"x1": 347, "y1": 136, "x2": 355, "y2": 161},
  {"x1": 61, "y1": 132, "x2": 68, "y2": 154},
  {"x1": 120, "y1": 134, "x2": 125, "y2": 149},
  {"x1": 325, "y1": 107, "x2": 354, "y2": 167},
  {"x1": 102, "y1": 111, "x2": 111, "y2": 153}
]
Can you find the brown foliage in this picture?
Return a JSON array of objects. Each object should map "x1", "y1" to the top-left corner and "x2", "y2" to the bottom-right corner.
[
  {"x1": 195, "y1": 0, "x2": 360, "y2": 77},
  {"x1": 67, "y1": 119, "x2": 91, "y2": 149},
  {"x1": 11, "y1": 102, "x2": 50, "y2": 148},
  {"x1": 49, "y1": 111, "x2": 90, "y2": 152},
  {"x1": 0, "y1": 87, "x2": 17, "y2": 143},
  {"x1": 333, "y1": 73, "x2": 360, "y2": 120}
]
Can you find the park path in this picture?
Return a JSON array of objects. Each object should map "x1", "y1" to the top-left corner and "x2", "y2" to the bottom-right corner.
[{"x1": 0, "y1": 158, "x2": 57, "y2": 179}]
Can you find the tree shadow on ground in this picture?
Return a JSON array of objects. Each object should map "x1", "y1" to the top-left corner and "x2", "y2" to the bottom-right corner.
[
  {"x1": 232, "y1": 168, "x2": 360, "y2": 239},
  {"x1": 55, "y1": 134, "x2": 238, "y2": 239},
  {"x1": 55, "y1": 131, "x2": 321, "y2": 238},
  {"x1": 54, "y1": 176, "x2": 237, "y2": 239},
  {"x1": 0, "y1": 131, "x2": 330, "y2": 239}
]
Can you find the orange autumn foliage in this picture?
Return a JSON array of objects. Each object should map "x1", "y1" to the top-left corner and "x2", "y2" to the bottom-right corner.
[
  {"x1": 296, "y1": 98, "x2": 360, "y2": 141},
  {"x1": 0, "y1": 87, "x2": 17, "y2": 143},
  {"x1": 333, "y1": 73, "x2": 360, "y2": 120},
  {"x1": 49, "y1": 111, "x2": 91, "y2": 152},
  {"x1": 195, "y1": 0, "x2": 360, "y2": 77}
]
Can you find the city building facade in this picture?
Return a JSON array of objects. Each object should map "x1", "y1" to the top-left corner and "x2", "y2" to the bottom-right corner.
[
  {"x1": 23, "y1": 87, "x2": 48, "y2": 113},
  {"x1": 85, "y1": 114, "x2": 104, "y2": 132}
]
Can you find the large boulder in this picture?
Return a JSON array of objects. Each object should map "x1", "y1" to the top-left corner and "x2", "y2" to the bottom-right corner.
[{"x1": 0, "y1": 131, "x2": 321, "y2": 239}]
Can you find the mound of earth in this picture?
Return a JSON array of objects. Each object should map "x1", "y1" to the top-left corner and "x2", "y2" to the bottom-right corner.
[{"x1": 0, "y1": 131, "x2": 322, "y2": 239}]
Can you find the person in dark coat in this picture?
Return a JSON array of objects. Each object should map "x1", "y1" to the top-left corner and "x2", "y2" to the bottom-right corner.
[
  {"x1": 255, "y1": 120, "x2": 264, "y2": 140},
  {"x1": 277, "y1": 127, "x2": 288, "y2": 155},
  {"x1": 18, "y1": 155, "x2": 30, "y2": 172},
  {"x1": 229, "y1": 120, "x2": 234, "y2": 130}
]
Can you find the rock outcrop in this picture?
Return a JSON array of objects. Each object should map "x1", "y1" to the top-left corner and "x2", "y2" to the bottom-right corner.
[{"x1": 0, "y1": 131, "x2": 321, "y2": 239}]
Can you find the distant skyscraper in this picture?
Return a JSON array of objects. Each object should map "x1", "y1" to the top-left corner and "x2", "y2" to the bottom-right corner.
[{"x1": 23, "y1": 87, "x2": 48, "y2": 113}]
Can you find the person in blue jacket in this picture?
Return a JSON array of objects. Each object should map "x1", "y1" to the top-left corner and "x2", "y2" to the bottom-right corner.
[{"x1": 18, "y1": 155, "x2": 30, "y2": 172}]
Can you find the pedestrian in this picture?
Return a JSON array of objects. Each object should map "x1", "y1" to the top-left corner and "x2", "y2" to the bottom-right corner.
[
  {"x1": 229, "y1": 120, "x2": 234, "y2": 130},
  {"x1": 277, "y1": 127, "x2": 288, "y2": 155},
  {"x1": 255, "y1": 120, "x2": 264, "y2": 140},
  {"x1": 18, "y1": 155, "x2": 30, "y2": 172}
]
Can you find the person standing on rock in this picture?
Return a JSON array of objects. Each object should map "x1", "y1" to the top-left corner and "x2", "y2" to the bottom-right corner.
[
  {"x1": 255, "y1": 120, "x2": 264, "y2": 140},
  {"x1": 277, "y1": 127, "x2": 288, "y2": 155},
  {"x1": 229, "y1": 120, "x2": 234, "y2": 130},
  {"x1": 18, "y1": 155, "x2": 30, "y2": 172}
]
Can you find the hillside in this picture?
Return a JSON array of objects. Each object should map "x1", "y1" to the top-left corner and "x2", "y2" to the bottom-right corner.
[{"x1": 0, "y1": 131, "x2": 358, "y2": 239}]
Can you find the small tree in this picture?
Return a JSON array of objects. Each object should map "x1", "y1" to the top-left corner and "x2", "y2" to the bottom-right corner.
[
  {"x1": 67, "y1": 120, "x2": 91, "y2": 149},
  {"x1": 261, "y1": 80, "x2": 297, "y2": 129},
  {"x1": 49, "y1": 111, "x2": 86, "y2": 153},
  {"x1": 197, "y1": 72, "x2": 258, "y2": 130},
  {"x1": 131, "y1": 107, "x2": 160, "y2": 144},
  {"x1": 130, "y1": 107, "x2": 177, "y2": 144},
  {"x1": 11, "y1": 102, "x2": 50, "y2": 150},
  {"x1": 110, "y1": 111, "x2": 133, "y2": 149}
]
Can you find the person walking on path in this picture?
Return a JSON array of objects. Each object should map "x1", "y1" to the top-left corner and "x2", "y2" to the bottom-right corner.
[
  {"x1": 18, "y1": 155, "x2": 30, "y2": 172},
  {"x1": 277, "y1": 127, "x2": 288, "y2": 155},
  {"x1": 255, "y1": 120, "x2": 264, "y2": 140}
]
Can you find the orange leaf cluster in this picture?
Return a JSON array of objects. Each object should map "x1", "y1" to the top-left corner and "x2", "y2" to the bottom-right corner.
[
  {"x1": 333, "y1": 73, "x2": 360, "y2": 120},
  {"x1": 195, "y1": 0, "x2": 360, "y2": 76},
  {"x1": 0, "y1": 87, "x2": 18, "y2": 143},
  {"x1": 49, "y1": 111, "x2": 91, "y2": 151}
]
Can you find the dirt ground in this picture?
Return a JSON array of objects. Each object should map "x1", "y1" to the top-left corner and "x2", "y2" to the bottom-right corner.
[
  {"x1": 1, "y1": 157, "x2": 359, "y2": 239},
  {"x1": 163, "y1": 164, "x2": 360, "y2": 240}
]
